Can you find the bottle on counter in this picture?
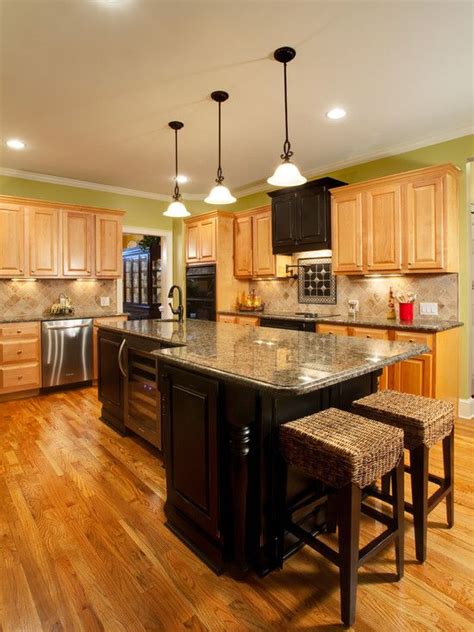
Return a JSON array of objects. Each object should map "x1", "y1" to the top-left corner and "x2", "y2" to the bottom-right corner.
[{"x1": 387, "y1": 287, "x2": 396, "y2": 320}]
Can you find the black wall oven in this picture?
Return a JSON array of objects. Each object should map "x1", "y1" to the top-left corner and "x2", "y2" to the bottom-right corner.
[{"x1": 186, "y1": 264, "x2": 216, "y2": 321}]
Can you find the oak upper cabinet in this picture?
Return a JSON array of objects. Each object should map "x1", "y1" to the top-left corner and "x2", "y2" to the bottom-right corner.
[
  {"x1": 331, "y1": 191, "x2": 364, "y2": 274},
  {"x1": 26, "y1": 206, "x2": 59, "y2": 277},
  {"x1": 405, "y1": 173, "x2": 444, "y2": 271},
  {"x1": 269, "y1": 178, "x2": 346, "y2": 254},
  {"x1": 95, "y1": 213, "x2": 123, "y2": 278},
  {"x1": 62, "y1": 210, "x2": 94, "y2": 277},
  {"x1": 185, "y1": 215, "x2": 217, "y2": 264},
  {"x1": 252, "y1": 208, "x2": 275, "y2": 276},
  {"x1": 365, "y1": 183, "x2": 402, "y2": 272},
  {"x1": 0, "y1": 203, "x2": 25, "y2": 277},
  {"x1": 233, "y1": 206, "x2": 291, "y2": 278},
  {"x1": 331, "y1": 164, "x2": 459, "y2": 275},
  {"x1": 234, "y1": 214, "x2": 253, "y2": 277}
]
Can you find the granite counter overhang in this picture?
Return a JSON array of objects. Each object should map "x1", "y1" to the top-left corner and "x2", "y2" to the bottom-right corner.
[
  {"x1": 218, "y1": 310, "x2": 463, "y2": 333},
  {"x1": 98, "y1": 319, "x2": 429, "y2": 396}
]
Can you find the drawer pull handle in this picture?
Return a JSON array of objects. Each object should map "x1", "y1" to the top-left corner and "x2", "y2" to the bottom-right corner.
[
  {"x1": 17, "y1": 350, "x2": 22, "y2": 354},
  {"x1": 409, "y1": 339, "x2": 415, "y2": 343},
  {"x1": 17, "y1": 330, "x2": 22, "y2": 334},
  {"x1": 18, "y1": 376, "x2": 22, "y2": 380}
]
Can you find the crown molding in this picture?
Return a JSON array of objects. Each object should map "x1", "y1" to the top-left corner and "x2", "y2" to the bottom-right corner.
[
  {"x1": 0, "y1": 167, "x2": 207, "y2": 202},
  {"x1": 1, "y1": 126, "x2": 472, "y2": 202},
  {"x1": 235, "y1": 125, "x2": 474, "y2": 197}
]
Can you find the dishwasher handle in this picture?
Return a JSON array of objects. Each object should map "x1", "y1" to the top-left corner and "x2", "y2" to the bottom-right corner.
[
  {"x1": 44, "y1": 323, "x2": 91, "y2": 331},
  {"x1": 118, "y1": 339, "x2": 128, "y2": 378}
]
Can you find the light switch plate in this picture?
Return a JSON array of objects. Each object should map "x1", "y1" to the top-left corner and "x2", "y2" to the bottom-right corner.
[
  {"x1": 100, "y1": 296, "x2": 110, "y2": 307},
  {"x1": 420, "y1": 302, "x2": 438, "y2": 315}
]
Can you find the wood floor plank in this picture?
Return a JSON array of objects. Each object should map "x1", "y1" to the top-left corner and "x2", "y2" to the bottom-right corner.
[{"x1": 0, "y1": 387, "x2": 473, "y2": 631}]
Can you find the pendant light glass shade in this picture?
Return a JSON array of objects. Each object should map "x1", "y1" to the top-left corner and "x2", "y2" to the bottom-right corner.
[
  {"x1": 163, "y1": 200, "x2": 190, "y2": 217},
  {"x1": 163, "y1": 121, "x2": 190, "y2": 218},
  {"x1": 267, "y1": 47, "x2": 306, "y2": 188},
  {"x1": 204, "y1": 184, "x2": 236, "y2": 205},
  {"x1": 267, "y1": 160, "x2": 306, "y2": 187},
  {"x1": 205, "y1": 91, "x2": 236, "y2": 205}
]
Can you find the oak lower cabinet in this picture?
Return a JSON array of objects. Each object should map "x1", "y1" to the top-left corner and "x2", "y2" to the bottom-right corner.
[
  {"x1": 392, "y1": 353, "x2": 432, "y2": 397},
  {"x1": 0, "y1": 203, "x2": 25, "y2": 277},
  {"x1": 160, "y1": 365, "x2": 223, "y2": 570},
  {"x1": 316, "y1": 324, "x2": 349, "y2": 336},
  {"x1": 217, "y1": 314, "x2": 260, "y2": 326},
  {"x1": 331, "y1": 163, "x2": 459, "y2": 275},
  {"x1": 0, "y1": 321, "x2": 41, "y2": 397},
  {"x1": 351, "y1": 327, "x2": 390, "y2": 390}
]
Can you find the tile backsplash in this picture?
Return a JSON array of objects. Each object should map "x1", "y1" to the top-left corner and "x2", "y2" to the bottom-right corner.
[
  {"x1": 250, "y1": 272, "x2": 459, "y2": 320},
  {"x1": 0, "y1": 279, "x2": 118, "y2": 320}
]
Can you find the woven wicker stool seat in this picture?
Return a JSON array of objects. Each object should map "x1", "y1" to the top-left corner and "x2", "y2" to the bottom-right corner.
[
  {"x1": 352, "y1": 390, "x2": 454, "y2": 449},
  {"x1": 278, "y1": 407, "x2": 405, "y2": 626},
  {"x1": 280, "y1": 407, "x2": 403, "y2": 489},
  {"x1": 352, "y1": 390, "x2": 455, "y2": 563}
]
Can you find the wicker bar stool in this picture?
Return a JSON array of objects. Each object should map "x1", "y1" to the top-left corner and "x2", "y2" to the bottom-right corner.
[
  {"x1": 352, "y1": 390, "x2": 454, "y2": 562},
  {"x1": 279, "y1": 407, "x2": 404, "y2": 627}
]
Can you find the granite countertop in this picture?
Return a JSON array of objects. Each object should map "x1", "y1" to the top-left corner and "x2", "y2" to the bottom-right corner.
[
  {"x1": 98, "y1": 319, "x2": 428, "y2": 396},
  {"x1": 0, "y1": 312, "x2": 128, "y2": 324},
  {"x1": 218, "y1": 310, "x2": 462, "y2": 333}
]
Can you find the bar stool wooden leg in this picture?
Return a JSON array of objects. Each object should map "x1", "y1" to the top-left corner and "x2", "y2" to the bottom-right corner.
[
  {"x1": 338, "y1": 483, "x2": 361, "y2": 627},
  {"x1": 443, "y1": 428, "x2": 454, "y2": 528},
  {"x1": 381, "y1": 472, "x2": 391, "y2": 496},
  {"x1": 410, "y1": 445, "x2": 429, "y2": 563},
  {"x1": 391, "y1": 457, "x2": 405, "y2": 579}
]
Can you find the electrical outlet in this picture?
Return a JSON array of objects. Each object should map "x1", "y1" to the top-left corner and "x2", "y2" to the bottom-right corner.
[
  {"x1": 100, "y1": 296, "x2": 110, "y2": 307},
  {"x1": 348, "y1": 299, "x2": 359, "y2": 312},
  {"x1": 419, "y1": 302, "x2": 438, "y2": 316}
]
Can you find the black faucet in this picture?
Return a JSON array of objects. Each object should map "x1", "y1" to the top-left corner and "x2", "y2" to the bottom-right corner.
[{"x1": 168, "y1": 285, "x2": 184, "y2": 322}]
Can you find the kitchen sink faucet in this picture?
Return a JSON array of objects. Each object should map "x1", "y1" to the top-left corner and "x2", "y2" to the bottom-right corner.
[{"x1": 168, "y1": 285, "x2": 184, "y2": 322}]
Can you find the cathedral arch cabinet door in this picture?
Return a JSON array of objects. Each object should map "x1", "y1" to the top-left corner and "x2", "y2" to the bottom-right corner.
[{"x1": 0, "y1": 203, "x2": 25, "y2": 277}]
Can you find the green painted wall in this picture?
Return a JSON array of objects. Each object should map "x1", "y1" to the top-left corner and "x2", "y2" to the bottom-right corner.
[{"x1": 1, "y1": 134, "x2": 473, "y2": 398}]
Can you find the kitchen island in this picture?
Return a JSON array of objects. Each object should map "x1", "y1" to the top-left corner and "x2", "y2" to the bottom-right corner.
[{"x1": 97, "y1": 319, "x2": 427, "y2": 577}]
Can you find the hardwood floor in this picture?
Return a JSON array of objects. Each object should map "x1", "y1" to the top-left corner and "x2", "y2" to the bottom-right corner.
[{"x1": 0, "y1": 387, "x2": 473, "y2": 631}]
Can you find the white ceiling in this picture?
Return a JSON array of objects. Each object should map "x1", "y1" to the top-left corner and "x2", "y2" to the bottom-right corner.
[{"x1": 0, "y1": 0, "x2": 472, "y2": 199}]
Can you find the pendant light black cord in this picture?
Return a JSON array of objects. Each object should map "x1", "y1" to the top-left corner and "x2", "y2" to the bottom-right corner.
[
  {"x1": 281, "y1": 61, "x2": 293, "y2": 161},
  {"x1": 216, "y1": 100, "x2": 224, "y2": 184},
  {"x1": 173, "y1": 128, "x2": 180, "y2": 200}
]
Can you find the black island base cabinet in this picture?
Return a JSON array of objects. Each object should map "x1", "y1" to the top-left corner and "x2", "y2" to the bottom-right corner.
[
  {"x1": 158, "y1": 362, "x2": 380, "y2": 577},
  {"x1": 269, "y1": 177, "x2": 346, "y2": 254},
  {"x1": 97, "y1": 328, "x2": 164, "y2": 449}
]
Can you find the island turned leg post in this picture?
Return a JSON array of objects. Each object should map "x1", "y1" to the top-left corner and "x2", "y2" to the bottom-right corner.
[{"x1": 229, "y1": 423, "x2": 253, "y2": 578}]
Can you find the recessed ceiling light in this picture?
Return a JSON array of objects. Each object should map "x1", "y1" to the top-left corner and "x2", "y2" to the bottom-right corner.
[
  {"x1": 6, "y1": 138, "x2": 26, "y2": 150},
  {"x1": 326, "y1": 107, "x2": 347, "y2": 120},
  {"x1": 175, "y1": 175, "x2": 188, "y2": 184}
]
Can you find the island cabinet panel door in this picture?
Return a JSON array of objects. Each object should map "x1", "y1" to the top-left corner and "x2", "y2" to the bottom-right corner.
[
  {"x1": 62, "y1": 210, "x2": 93, "y2": 277},
  {"x1": 97, "y1": 330, "x2": 126, "y2": 432},
  {"x1": 95, "y1": 214, "x2": 122, "y2": 278},
  {"x1": 163, "y1": 368, "x2": 220, "y2": 540},
  {"x1": 0, "y1": 204, "x2": 25, "y2": 277},
  {"x1": 26, "y1": 206, "x2": 60, "y2": 277},
  {"x1": 365, "y1": 184, "x2": 402, "y2": 271}
]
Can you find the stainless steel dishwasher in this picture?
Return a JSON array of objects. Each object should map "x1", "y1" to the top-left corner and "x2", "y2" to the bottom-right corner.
[{"x1": 41, "y1": 319, "x2": 93, "y2": 387}]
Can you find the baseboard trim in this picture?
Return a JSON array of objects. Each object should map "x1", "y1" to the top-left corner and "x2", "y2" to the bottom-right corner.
[{"x1": 458, "y1": 398, "x2": 474, "y2": 419}]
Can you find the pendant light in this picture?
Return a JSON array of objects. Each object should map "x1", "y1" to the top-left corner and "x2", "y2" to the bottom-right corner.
[
  {"x1": 163, "y1": 121, "x2": 190, "y2": 218},
  {"x1": 267, "y1": 47, "x2": 306, "y2": 187},
  {"x1": 205, "y1": 91, "x2": 236, "y2": 205}
]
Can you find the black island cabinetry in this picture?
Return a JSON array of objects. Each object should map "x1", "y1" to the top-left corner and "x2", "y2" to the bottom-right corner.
[
  {"x1": 96, "y1": 321, "x2": 427, "y2": 579},
  {"x1": 269, "y1": 177, "x2": 346, "y2": 254}
]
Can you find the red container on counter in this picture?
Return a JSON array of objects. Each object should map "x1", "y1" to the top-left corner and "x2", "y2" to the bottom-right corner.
[{"x1": 399, "y1": 302, "x2": 414, "y2": 321}]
